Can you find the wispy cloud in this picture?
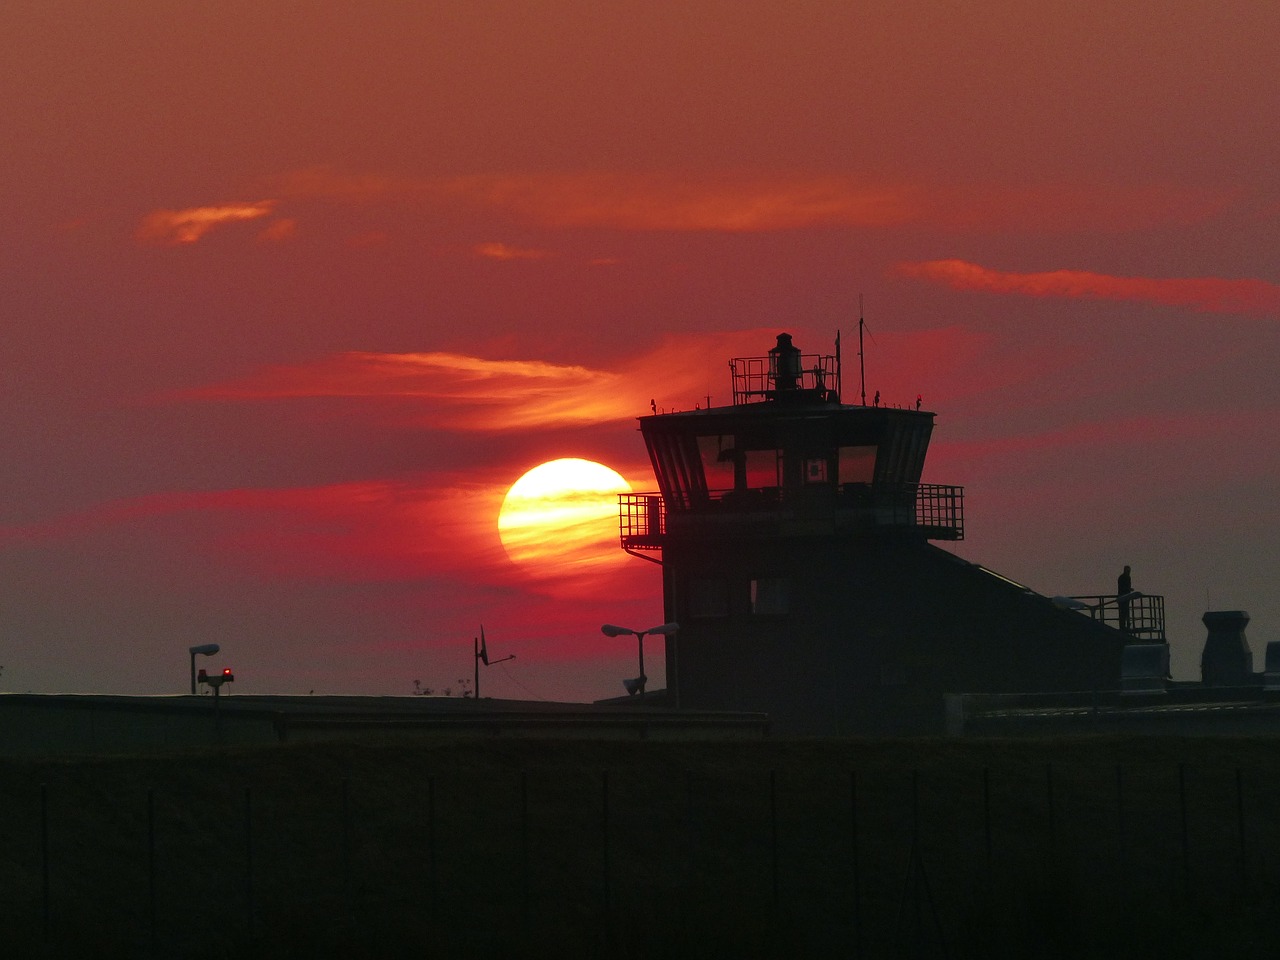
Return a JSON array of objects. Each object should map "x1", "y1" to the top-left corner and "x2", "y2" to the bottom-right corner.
[
  {"x1": 257, "y1": 218, "x2": 298, "y2": 243},
  {"x1": 271, "y1": 166, "x2": 1232, "y2": 234},
  {"x1": 171, "y1": 330, "x2": 783, "y2": 429},
  {"x1": 447, "y1": 173, "x2": 917, "y2": 231},
  {"x1": 473, "y1": 241, "x2": 552, "y2": 261},
  {"x1": 135, "y1": 201, "x2": 277, "y2": 245},
  {"x1": 138, "y1": 175, "x2": 1234, "y2": 246},
  {"x1": 898, "y1": 260, "x2": 1280, "y2": 317},
  {"x1": 272, "y1": 167, "x2": 920, "y2": 230}
]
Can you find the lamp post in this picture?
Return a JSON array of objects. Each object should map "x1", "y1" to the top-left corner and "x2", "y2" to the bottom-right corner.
[
  {"x1": 600, "y1": 622, "x2": 679, "y2": 699},
  {"x1": 188, "y1": 643, "x2": 220, "y2": 695}
]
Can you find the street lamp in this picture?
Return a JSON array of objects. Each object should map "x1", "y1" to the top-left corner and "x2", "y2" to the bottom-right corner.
[
  {"x1": 188, "y1": 643, "x2": 220, "y2": 695},
  {"x1": 601, "y1": 622, "x2": 679, "y2": 699}
]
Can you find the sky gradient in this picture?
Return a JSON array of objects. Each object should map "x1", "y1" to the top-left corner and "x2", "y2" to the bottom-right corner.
[{"x1": 3, "y1": 1, "x2": 1278, "y2": 700}]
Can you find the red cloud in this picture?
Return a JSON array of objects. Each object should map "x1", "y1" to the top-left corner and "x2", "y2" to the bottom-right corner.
[
  {"x1": 473, "y1": 241, "x2": 552, "y2": 261},
  {"x1": 272, "y1": 166, "x2": 1231, "y2": 234},
  {"x1": 898, "y1": 260, "x2": 1280, "y2": 317},
  {"x1": 169, "y1": 330, "x2": 797, "y2": 429},
  {"x1": 273, "y1": 167, "x2": 920, "y2": 230},
  {"x1": 136, "y1": 201, "x2": 277, "y2": 245}
]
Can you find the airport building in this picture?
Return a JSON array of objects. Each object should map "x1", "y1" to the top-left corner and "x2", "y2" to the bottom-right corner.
[{"x1": 618, "y1": 333, "x2": 1263, "y2": 734}]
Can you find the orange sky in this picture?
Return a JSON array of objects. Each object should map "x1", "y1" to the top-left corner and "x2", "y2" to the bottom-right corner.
[{"x1": 2, "y1": 1, "x2": 1277, "y2": 699}]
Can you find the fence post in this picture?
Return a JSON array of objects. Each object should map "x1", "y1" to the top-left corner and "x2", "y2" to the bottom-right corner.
[
  {"x1": 148, "y1": 788, "x2": 158, "y2": 954},
  {"x1": 520, "y1": 770, "x2": 530, "y2": 933},
  {"x1": 1178, "y1": 764, "x2": 1190, "y2": 900},
  {"x1": 850, "y1": 770, "x2": 861, "y2": 960},
  {"x1": 1115, "y1": 764, "x2": 1127, "y2": 891},
  {"x1": 1045, "y1": 763, "x2": 1056, "y2": 862},
  {"x1": 41, "y1": 783, "x2": 51, "y2": 943},
  {"x1": 244, "y1": 786, "x2": 255, "y2": 934},
  {"x1": 601, "y1": 770, "x2": 611, "y2": 937},
  {"x1": 1236, "y1": 767, "x2": 1248, "y2": 891},
  {"x1": 341, "y1": 777, "x2": 353, "y2": 918},
  {"x1": 770, "y1": 770, "x2": 779, "y2": 912},
  {"x1": 982, "y1": 767, "x2": 993, "y2": 874},
  {"x1": 426, "y1": 775, "x2": 437, "y2": 919}
]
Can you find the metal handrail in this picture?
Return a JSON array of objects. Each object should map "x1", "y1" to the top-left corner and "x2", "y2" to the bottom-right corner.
[{"x1": 619, "y1": 482, "x2": 964, "y2": 547}]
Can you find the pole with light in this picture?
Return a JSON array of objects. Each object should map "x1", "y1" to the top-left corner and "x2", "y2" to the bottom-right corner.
[
  {"x1": 600, "y1": 622, "x2": 679, "y2": 699},
  {"x1": 188, "y1": 643, "x2": 220, "y2": 695}
]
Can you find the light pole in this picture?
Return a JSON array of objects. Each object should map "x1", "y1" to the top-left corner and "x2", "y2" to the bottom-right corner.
[
  {"x1": 188, "y1": 643, "x2": 220, "y2": 695},
  {"x1": 600, "y1": 622, "x2": 679, "y2": 699}
]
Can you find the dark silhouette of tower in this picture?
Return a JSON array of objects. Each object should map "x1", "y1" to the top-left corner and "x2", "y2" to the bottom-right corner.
[{"x1": 619, "y1": 333, "x2": 1132, "y2": 733}]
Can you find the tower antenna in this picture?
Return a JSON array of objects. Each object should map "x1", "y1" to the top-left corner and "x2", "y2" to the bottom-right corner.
[
  {"x1": 835, "y1": 326, "x2": 842, "y2": 402},
  {"x1": 858, "y1": 295, "x2": 868, "y2": 406}
]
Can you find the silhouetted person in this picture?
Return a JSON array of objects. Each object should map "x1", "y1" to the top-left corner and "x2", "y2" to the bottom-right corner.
[
  {"x1": 1117, "y1": 565, "x2": 1133, "y2": 631},
  {"x1": 873, "y1": 390, "x2": 880, "y2": 407}
]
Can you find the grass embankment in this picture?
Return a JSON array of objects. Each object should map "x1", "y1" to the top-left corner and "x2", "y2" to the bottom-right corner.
[{"x1": 3, "y1": 735, "x2": 1279, "y2": 959}]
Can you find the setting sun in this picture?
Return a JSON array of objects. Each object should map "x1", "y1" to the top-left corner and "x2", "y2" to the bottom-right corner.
[{"x1": 497, "y1": 459, "x2": 633, "y2": 588}]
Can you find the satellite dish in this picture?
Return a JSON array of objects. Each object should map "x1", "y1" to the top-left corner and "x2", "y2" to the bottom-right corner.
[{"x1": 622, "y1": 677, "x2": 644, "y2": 696}]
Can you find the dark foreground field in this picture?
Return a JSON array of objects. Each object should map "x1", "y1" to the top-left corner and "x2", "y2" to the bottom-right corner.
[{"x1": 3, "y1": 734, "x2": 1280, "y2": 959}]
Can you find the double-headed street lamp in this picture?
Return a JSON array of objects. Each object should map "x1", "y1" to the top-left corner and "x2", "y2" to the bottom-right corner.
[
  {"x1": 188, "y1": 643, "x2": 220, "y2": 695},
  {"x1": 600, "y1": 622, "x2": 679, "y2": 699}
]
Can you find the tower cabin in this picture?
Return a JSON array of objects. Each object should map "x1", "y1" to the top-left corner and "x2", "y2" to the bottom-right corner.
[{"x1": 620, "y1": 333, "x2": 1136, "y2": 734}]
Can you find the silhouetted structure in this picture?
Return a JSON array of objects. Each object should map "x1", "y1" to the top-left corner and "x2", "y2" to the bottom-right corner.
[
  {"x1": 1118, "y1": 565, "x2": 1133, "y2": 631},
  {"x1": 620, "y1": 333, "x2": 1158, "y2": 733},
  {"x1": 1201, "y1": 610, "x2": 1253, "y2": 686}
]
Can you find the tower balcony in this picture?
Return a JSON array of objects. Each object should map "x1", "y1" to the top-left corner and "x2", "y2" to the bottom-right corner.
[
  {"x1": 1060, "y1": 593, "x2": 1166, "y2": 642},
  {"x1": 619, "y1": 482, "x2": 964, "y2": 553},
  {"x1": 729, "y1": 350, "x2": 840, "y2": 404}
]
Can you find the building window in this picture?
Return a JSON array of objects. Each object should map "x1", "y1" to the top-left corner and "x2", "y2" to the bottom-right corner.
[
  {"x1": 688, "y1": 578, "x2": 730, "y2": 618},
  {"x1": 838, "y1": 445, "x2": 876, "y2": 485},
  {"x1": 697, "y1": 435, "x2": 736, "y2": 495},
  {"x1": 743, "y1": 448, "x2": 781, "y2": 491},
  {"x1": 805, "y1": 457, "x2": 828, "y2": 483},
  {"x1": 750, "y1": 577, "x2": 789, "y2": 616}
]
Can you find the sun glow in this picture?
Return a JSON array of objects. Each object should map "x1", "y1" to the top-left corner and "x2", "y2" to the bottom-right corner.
[{"x1": 498, "y1": 459, "x2": 632, "y2": 587}]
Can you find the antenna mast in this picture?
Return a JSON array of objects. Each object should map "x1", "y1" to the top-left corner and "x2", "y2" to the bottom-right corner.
[{"x1": 858, "y1": 295, "x2": 867, "y2": 406}]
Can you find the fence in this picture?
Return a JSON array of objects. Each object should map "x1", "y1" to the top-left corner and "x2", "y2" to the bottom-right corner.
[{"x1": 7, "y1": 754, "x2": 1280, "y2": 958}]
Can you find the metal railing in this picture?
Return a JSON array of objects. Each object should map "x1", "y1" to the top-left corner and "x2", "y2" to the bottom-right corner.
[
  {"x1": 619, "y1": 482, "x2": 964, "y2": 549},
  {"x1": 618, "y1": 493, "x2": 665, "y2": 551},
  {"x1": 729, "y1": 353, "x2": 840, "y2": 404},
  {"x1": 1065, "y1": 593, "x2": 1166, "y2": 642}
]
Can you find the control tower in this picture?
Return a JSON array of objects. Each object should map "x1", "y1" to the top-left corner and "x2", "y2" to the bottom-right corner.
[{"x1": 619, "y1": 333, "x2": 1137, "y2": 733}]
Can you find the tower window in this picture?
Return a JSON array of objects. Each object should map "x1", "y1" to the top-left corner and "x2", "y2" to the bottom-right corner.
[
  {"x1": 805, "y1": 458, "x2": 829, "y2": 483},
  {"x1": 838, "y1": 445, "x2": 876, "y2": 485},
  {"x1": 697, "y1": 435, "x2": 736, "y2": 494},
  {"x1": 744, "y1": 449, "x2": 781, "y2": 491},
  {"x1": 750, "y1": 577, "x2": 790, "y2": 616}
]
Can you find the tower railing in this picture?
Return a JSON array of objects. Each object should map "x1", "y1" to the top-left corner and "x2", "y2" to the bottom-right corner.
[
  {"x1": 617, "y1": 493, "x2": 666, "y2": 552},
  {"x1": 619, "y1": 482, "x2": 964, "y2": 549},
  {"x1": 1065, "y1": 593, "x2": 1166, "y2": 642},
  {"x1": 729, "y1": 354, "x2": 840, "y2": 404}
]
